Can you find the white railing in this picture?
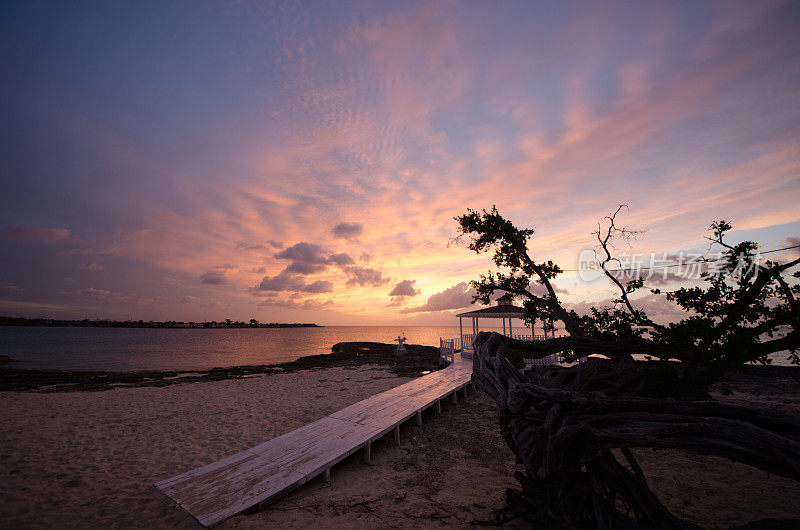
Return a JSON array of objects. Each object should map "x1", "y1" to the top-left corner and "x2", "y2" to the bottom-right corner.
[
  {"x1": 523, "y1": 353, "x2": 563, "y2": 369},
  {"x1": 439, "y1": 338, "x2": 455, "y2": 365},
  {"x1": 460, "y1": 334, "x2": 475, "y2": 350},
  {"x1": 513, "y1": 334, "x2": 547, "y2": 341},
  {"x1": 439, "y1": 333, "x2": 574, "y2": 367}
]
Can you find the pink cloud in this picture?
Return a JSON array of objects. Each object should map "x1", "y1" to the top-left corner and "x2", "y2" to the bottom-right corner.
[{"x1": 401, "y1": 282, "x2": 477, "y2": 314}]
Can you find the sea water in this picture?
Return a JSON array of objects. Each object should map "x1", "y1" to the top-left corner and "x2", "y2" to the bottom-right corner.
[
  {"x1": 1, "y1": 325, "x2": 794, "y2": 372},
  {"x1": 0, "y1": 326, "x2": 465, "y2": 372}
]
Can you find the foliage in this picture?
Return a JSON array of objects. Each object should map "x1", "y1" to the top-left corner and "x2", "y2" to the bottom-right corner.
[
  {"x1": 456, "y1": 205, "x2": 800, "y2": 391},
  {"x1": 461, "y1": 207, "x2": 800, "y2": 528}
]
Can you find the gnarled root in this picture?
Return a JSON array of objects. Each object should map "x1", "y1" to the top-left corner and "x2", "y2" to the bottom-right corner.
[{"x1": 472, "y1": 332, "x2": 800, "y2": 528}]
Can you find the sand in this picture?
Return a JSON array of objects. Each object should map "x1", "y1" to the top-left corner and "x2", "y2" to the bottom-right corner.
[{"x1": 1, "y1": 365, "x2": 799, "y2": 528}]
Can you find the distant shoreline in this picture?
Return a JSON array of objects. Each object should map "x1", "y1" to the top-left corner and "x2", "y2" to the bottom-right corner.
[{"x1": 0, "y1": 316, "x2": 319, "y2": 329}]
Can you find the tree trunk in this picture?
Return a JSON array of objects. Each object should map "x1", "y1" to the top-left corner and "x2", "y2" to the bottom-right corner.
[{"x1": 472, "y1": 331, "x2": 800, "y2": 528}]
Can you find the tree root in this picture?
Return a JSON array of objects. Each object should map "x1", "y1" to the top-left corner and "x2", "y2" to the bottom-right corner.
[{"x1": 473, "y1": 332, "x2": 800, "y2": 529}]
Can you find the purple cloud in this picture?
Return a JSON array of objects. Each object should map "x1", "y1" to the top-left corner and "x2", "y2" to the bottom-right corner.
[
  {"x1": 1, "y1": 225, "x2": 71, "y2": 243},
  {"x1": 332, "y1": 222, "x2": 363, "y2": 241},
  {"x1": 344, "y1": 266, "x2": 389, "y2": 287},
  {"x1": 275, "y1": 242, "x2": 328, "y2": 264},
  {"x1": 80, "y1": 262, "x2": 105, "y2": 272},
  {"x1": 284, "y1": 261, "x2": 327, "y2": 275},
  {"x1": 389, "y1": 279, "x2": 420, "y2": 297},
  {"x1": 63, "y1": 287, "x2": 112, "y2": 298},
  {"x1": 401, "y1": 282, "x2": 476, "y2": 313},
  {"x1": 328, "y1": 253, "x2": 355, "y2": 267},
  {"x1": 274, "y1": 243, "x2": 352, "y2": 275},
  {"x1": 256, "y1": 270, "x2": 333, "y2": 293},
  {"x1": 200, "y1": 270, "x2": 227, "y2": 285},
  {"x1": 257, "y1": 298, "x2": 333, "y2": 310},
  {"x1": 236, "y1": 240, "x2": 284, "y2": 251}
]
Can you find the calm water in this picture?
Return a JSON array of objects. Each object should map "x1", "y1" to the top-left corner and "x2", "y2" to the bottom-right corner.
[
  {"x1": 0, "y1": 326, "x2": 468, "y2": 372},
  {"x1": 1, "y1": 325, "x2": 793, "y2": 371}
]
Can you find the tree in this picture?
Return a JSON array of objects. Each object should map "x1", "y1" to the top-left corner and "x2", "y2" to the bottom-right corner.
[{"x1": 457, "y1": 206, "x2": 800, "y2": 528}]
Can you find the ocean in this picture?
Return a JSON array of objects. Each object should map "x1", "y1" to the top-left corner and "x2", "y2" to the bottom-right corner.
[
  {"x1": 0, "y1": 326, "x2": 467, "y2": 372},
  {"x1": 1, "y1": 325, "x2": 794, "y2": 372}
]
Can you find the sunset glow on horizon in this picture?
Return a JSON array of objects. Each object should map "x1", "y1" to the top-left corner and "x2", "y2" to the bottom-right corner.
[{"x1": 2, "y1": 0, "x2": 799, "y2": 325}]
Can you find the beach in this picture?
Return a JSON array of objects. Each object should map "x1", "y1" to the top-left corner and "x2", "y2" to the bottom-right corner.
[{"x1": 2, "y1": 363, "x2": 799, "y2": 528}]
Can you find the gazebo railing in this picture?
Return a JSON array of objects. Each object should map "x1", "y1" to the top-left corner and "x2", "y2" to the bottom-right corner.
[
  {"x1": 439, "y1": 338, "x2": 456, "y2": 364},
  {"x1": 440, "y1": 332, "x2": 570, "y2": 367},
  {"x1": 523, "y1": 353, "x2": 563, "y2": 368},
  {"x1": 439, "y1": 332, "x2": 552, "y2": 363},
  {"x1": 513, "y1": 334, "x2": 547, "y2": 341}
]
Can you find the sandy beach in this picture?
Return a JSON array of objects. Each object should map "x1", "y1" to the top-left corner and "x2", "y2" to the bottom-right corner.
[{"x1": 2, "y1": 364, "x2": 799, "y2": 528}]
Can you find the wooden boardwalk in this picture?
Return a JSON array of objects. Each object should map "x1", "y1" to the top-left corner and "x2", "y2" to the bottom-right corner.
[{"x1": 155, "y1": 355, "x2": 474, "y2": 527}]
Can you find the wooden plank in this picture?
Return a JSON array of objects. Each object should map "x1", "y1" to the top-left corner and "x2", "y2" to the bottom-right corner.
[
  {"x1": 160, "y1": 452, "x2": 307, "y2": 527},
  {"x1": 156, "y1": 450, "x2": 258, "y2": 492},
  {"x1": 155, "y1": 355, "x2": 474, "y2": 527}
]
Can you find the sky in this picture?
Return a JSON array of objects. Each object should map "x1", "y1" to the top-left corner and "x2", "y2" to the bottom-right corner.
[{"x1": 1, "y1": 0, "x2": 799, "y2": 326}]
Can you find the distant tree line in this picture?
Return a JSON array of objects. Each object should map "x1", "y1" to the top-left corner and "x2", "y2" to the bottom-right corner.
[{"x1": 0, "y1": 316, "x2": 319, "y2": 328}]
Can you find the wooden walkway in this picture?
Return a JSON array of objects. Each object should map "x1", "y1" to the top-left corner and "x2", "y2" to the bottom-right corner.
[{"x1": 155, "y1": 355, "x2": 474, "y2": 527}]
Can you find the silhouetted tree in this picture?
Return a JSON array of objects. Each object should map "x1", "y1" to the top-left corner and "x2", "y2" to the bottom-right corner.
[{"x1": 457, "y1": 206, "x2": 799, "y2": 528}]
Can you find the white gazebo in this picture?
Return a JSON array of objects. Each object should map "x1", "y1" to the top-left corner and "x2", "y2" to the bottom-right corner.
[{"x1": 438, "y1": 293, "x2": 551, "y2": 364}]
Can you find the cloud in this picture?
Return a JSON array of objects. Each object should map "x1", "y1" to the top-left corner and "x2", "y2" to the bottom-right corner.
[
  {"x1": 401, "y1": 282, "x2": 477, "y2": 313},
  {"x1": 275, "y1": 242, "x2": 329, "y2": 264},
  {"x1": 255, "y1": 270, "x2": 333, "y2": 293},
  {"x1": 566, "y1": 293, "x2": 687, "y2": 325},
  {"x1": 0, "y1": 284, "x2": 25, "y2": 294},
  {"x1": 284, "y1": 260, "x2": 327, "y2": 275},
  {"x1": 328, "y1": 253, "x2": 355, "y2": 267},
  {"x1": 64, "y1": 287, "x2": 112, "y2": 298},
  {"x1": 181, "y1": 295, "x2": 219, "y2": 307},
  {"x1": 236, "y1": 242, "x2": 266, "y2": 251},
  {"x1": 640, "y1": 271, "x2": 691, "y2": 286},
  {"x1": 80, "y1": 262, "x2": 105, "y2": 272},
  {"x1": 0, "y1": 225, "x2": 71, "y2": 243},
  {"x1": 389, "y1": 279, "x2": 420, "y2": 297},
  {"x1": 256, "y1": 298, "x2": 334, "y2": 310},
  {"x1": 332, "y1": 222, "x2": 364, "y2": 241},
  {"x1": 777, "y1": 236, "x2": 800, "y2": 260},
  {"x1": 252, "y1": 242, "x2": 356, "y2": 294},
  {"x1": 530, "y1": 283, "x2": 569, "y2": 296},
  {"x1": 236, "y1": 240, "x2": 283, "y2": 251},
  {"x1": 344, "y1": 266, "x2": 389, "y2": 287},
  {"x1": 303, "y1": 280, "x2": 335, "y2": 293},
  {"x1": 200, "y1": 270, "x2": 227, "y2": 285},
  {"x1": 274, "y1": 242, "x2": 352, "y2": 274}
]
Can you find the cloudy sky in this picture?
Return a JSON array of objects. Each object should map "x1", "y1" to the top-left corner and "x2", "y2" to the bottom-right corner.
[{"x1": 1, "y1": 0, "x2": 799, "y2": 325}]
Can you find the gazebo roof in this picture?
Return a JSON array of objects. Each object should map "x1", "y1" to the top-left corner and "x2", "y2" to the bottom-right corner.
[{"x1": 456, "y1": 304, "x2": 526, "y2": 319}]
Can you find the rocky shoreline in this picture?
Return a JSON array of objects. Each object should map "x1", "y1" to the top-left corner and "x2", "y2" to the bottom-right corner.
[{"x1": 0, "y1": 342, "x2": 442, "y2": 392}]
